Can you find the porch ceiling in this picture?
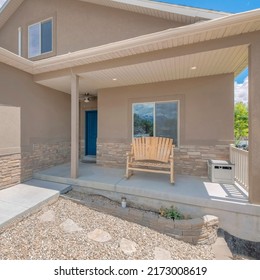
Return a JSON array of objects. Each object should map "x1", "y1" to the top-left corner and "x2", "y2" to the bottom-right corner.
[{"x1": 36, "y1": 45, "x2": 248, "y2": 94}]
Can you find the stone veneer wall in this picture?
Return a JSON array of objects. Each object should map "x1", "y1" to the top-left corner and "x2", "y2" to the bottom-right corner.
[
  {"x1": 21, "y1": 141, "x2": 71, "y2": 181},
  {"x1": 0, "y1": 153, "x2": 21, "y2": 189},
  {"x1": 174, "y1": 145, "x2": 230, "y2": 176},
  {"x1": 97, "y1": 142, "x2": 230, "y2": 176}
]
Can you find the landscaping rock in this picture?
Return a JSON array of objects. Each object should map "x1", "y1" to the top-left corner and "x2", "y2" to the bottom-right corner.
[
  {"x1": 120, "y1": 238, "x2": 137, "y2": 255},
  {"x1": 154, "y1": 247, "x2": 172, "y2": 260},
  {"x1": 87, "y1": 228, "x2": 112, "y2": 243},
  {"x1": 60, "y1": 219, "x2": 83, "y2": 233}
]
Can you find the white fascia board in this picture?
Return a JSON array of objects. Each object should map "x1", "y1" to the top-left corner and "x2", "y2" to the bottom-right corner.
[
  {"x1": 0, "y1": 0, "x2": 10, "y2": 13},
  {"x1": 0, "y1": 47, "x2": 33, "y2": 73},
  {"x1": 0, "y1": 0, "x2": 24, "y2": 29}
]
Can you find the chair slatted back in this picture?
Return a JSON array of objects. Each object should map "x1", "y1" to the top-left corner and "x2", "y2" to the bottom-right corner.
[{"x1": 132, "y1": 137, "x2": 173, "y2": 163}]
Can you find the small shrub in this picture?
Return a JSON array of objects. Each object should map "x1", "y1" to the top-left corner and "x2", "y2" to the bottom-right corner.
[{"x1": 159, "y1": 206, "x2": 184, "y2": 220}]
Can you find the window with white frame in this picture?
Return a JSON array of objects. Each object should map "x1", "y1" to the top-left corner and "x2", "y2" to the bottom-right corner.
[
  {"x1": 28, "y1": 18, "x2": 53, "y2": 58},
  {"x1": 133, "y1": 101, "x2": 179, "y2": 146}
]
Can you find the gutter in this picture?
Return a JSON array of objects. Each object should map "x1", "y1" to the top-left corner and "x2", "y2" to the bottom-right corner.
[{"x1": 0, "y1": 47, "x2": 33, "y2": 73}]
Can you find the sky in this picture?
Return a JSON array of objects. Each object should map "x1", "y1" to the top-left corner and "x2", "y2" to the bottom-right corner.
[
  {"x1": 1, "y1": 0, "x2": 259, "y2": 103},
  {"x1": 154, "y1": 0, "x2": 260, "y2": 13}
]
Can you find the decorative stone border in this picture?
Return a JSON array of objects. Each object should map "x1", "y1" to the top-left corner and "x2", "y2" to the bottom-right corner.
[
  {"x1": 63, "y1": 195, "x2": 219, "y2": 245},
  {"x1": 161, "y1": 215, "x2": 219, "y2": 245}
]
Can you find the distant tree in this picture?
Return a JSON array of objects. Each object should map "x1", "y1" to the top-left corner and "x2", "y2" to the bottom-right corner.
[
  {"x1": 134, "y1": 113, "x2": 153, "y2": 136},
  {"x1": 234, "y1": 102, "x2": 248, "y2": 143}
]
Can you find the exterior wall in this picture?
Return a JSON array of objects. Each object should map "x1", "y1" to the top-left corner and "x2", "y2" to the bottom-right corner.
[
  {"x1": 97, "y1": 74, "x2": 234, "y2": 176},
  {"x1": 0, "y1": 105, "x2": 21, "y2": 188},
  {"x1": 0, "y1": 0, "x2": 182, "y2": 58},
  {"x1": 0, "y1": 63, "x2": 71, "y2": 181}
]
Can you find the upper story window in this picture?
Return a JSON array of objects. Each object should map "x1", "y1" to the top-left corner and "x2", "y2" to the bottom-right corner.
[{"x1": 28, "y1": 18, "x2": 53, "y2": 58}]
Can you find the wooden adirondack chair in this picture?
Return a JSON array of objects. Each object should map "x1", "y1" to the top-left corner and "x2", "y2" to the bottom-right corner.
[{"x1": 126, "y1": 137, "x2": 175, "y2": 183}]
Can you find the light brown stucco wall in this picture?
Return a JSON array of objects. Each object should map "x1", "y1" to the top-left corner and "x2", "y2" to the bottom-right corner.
[
  {"x1": 0, "y1": 105, "x2": 20, "y2": 155},
  {"x1": 0, "y1": 0, "x2": 182, "y2": 58},
  {"x1": 0, "y1": 62, "x2": 71, "y2": 180},
  {"x1": 96, "y1": 74, "x2": 234, "y2": 174},
  {"x1": 98, "y1": 74, "x2": 234, "y2": 146},
  {"x1": 0, "y1": 105, "x2": 21, "y2": 188},
  {"x1": 0, "y1": 63, "x2": 71, "y2": 146}
]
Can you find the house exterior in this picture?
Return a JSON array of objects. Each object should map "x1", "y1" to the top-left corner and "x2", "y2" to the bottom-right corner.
[{"x1": 0, "y1": 0, "x2": 260, "y2": 204}]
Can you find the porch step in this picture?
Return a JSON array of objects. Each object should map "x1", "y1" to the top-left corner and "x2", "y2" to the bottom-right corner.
[
  {"x1": 81, "y1": 156, "x2": 96, "y2": 163},
  {"x1": 0, "y1": 179, "x2": 72, "y2": 231}
]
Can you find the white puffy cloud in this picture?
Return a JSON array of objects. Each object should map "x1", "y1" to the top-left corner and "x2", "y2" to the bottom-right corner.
[{"x1": 234, "y1": 76, "x2": 248, "y2": 104}]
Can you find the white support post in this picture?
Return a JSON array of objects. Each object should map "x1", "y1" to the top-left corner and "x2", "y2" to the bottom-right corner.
[{"x1": 71, "y1": 74, "x2": 79, "y2": 179}]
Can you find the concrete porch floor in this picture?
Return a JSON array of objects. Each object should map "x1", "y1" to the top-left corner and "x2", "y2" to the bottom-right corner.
[{"x1": 33, "y1": 162, "x2": 260, "y2": 242}]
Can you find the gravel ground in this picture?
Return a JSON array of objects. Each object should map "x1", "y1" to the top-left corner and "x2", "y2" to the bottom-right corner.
[{"x1": 0, "y1": 197, "x2": 215, "y2": 260}]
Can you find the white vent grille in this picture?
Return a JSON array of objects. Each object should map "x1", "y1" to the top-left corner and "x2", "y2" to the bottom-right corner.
[{"x1": 208, "y1": 160, "x2": 234, "y2": 184}]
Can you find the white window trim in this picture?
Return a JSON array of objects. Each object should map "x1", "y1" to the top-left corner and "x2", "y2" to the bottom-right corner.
[
  {"x1": 28, "y1": 17, "x2": 53, "y2": 58},
  {"x1": 18, "y1": 27, "x2": 22, "y2": 56},
  {"x1": 132, "y1": 100, "x2": 180, "y2": 147}
]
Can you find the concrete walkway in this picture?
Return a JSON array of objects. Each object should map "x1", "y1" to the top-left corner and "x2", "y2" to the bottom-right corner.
[{"x1": 0, "y1": 179, "x2": 71, "y2": 230}]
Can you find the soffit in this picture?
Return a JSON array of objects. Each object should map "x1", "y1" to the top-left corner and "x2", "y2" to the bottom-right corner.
[
  {"x1": 79, "y1": 0, "x2": 230, "y2": 24},
  {"x1": 36, "y1": 45, "x2": 248, "y2": 94},
  {"x1": 0, "y1": 9, "x2": 259, "y2": 77},
  {"x1": 0, "y1": 0, "x2": 230, "y2": 30},
  {"x1": 0, "y1": 9, "x2": 258, "y2": 94},
  {"x1": 0, "y1": 0, "x2": 23, "y2": 29},
  {"x1": 32, "y1": 10, "x2": 260, "y2": 75}
]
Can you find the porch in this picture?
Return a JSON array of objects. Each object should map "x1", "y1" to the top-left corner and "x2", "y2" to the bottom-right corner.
[
  {"x1": 32, "y1": 162, "x2": 260, "y2": 242},
  {"x1": 26, "y1": 9, "x2": 260, "y2": 206}
]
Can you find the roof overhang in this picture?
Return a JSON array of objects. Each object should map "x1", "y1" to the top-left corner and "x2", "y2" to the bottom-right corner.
[
  {"x1": 34, "y1": 9, "x2": 260, "y2": 74},
  {"x1": 80, "y1": 0, "x2": 231, "y2": 23},
  {"x1": 0, "y1": 0, "x2": 23, "y2": 29},
  {"x1": 0, "y1": 0, "x2": 231, "y2": 30},
  {"x1": 1, "y1": 9, "x2": 260, "y2": 94}
]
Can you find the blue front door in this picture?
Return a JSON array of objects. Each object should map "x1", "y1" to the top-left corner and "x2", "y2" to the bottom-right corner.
[{"x1": 85, "y1": 110, "x2": 97, "y2": 156}]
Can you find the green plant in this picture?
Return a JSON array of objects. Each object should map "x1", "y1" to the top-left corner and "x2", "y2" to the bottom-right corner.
[
  {"x1": 159, "y1": 206, "x2": 184, "y2": 220},
  {"x1": 234, "y1": 102, "x2": 248, "y2": 144}
]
